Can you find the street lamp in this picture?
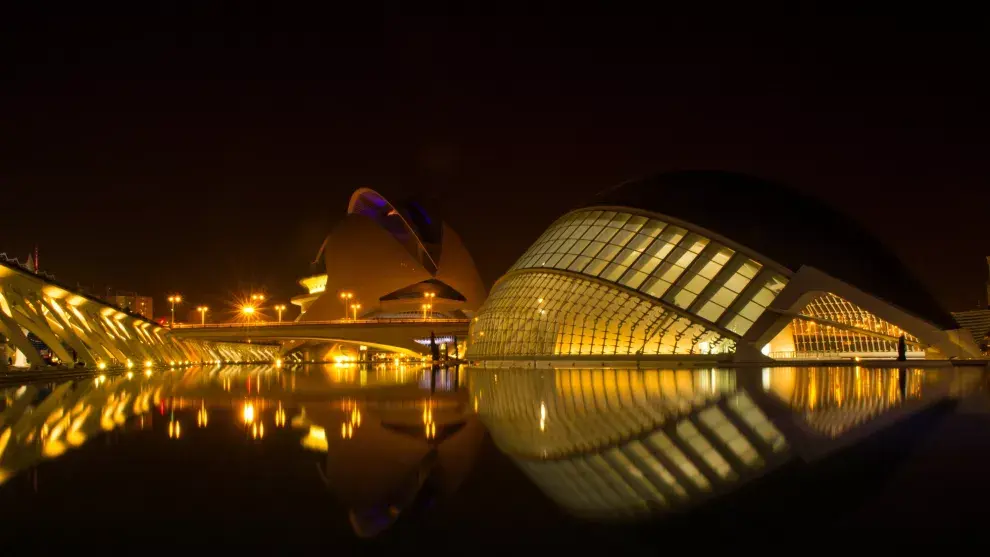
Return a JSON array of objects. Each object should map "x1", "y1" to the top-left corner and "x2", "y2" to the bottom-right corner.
[
  {"x1": 339, "y1": 292, "x2": 353, "y2": 320},
  {"x1": 274, "y1": 304, "x2": 286, "y2": 323},
  {"x1": 350, "y1": 303, "x2": 361, "y2": 321},
  {"x1": 423, "y1": 292, "x2": 436, "y2": 320},
  {"x1": 421, "y1": 303, "x2": 433, "y2": 320},
  {"x1": 242, "y1": 305, "x2": 256, "y2": 323},
  {"x1": 167, "y1": 294, "x2": 182, "y2": 327},
  {"x1": 197, "y1": 306, "x2": 209, "y2": 325}
]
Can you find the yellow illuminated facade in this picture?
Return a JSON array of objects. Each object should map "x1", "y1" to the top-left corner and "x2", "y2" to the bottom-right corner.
[
  {"x1": 765, "y1": 293, "x2": 926, "y2": 359},
  {"x1": 468, "y1": 191, "x2": 980, "y2": 361},
  {"x1": 469, "y1": 209, "x2": 789, "y2": 359}
]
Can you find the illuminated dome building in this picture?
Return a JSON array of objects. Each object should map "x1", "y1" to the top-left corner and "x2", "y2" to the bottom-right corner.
[
  {"x1": 293, "y1": 188, "x2": 486, "y2": 322},
  {"x1": 467, "y1": 171, "x2": 979, "y2": 362}
]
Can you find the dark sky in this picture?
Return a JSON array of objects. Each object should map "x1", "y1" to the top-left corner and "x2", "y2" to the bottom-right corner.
[{"x1": 2, "y1": 10, "x2": 989, "y2": 321}]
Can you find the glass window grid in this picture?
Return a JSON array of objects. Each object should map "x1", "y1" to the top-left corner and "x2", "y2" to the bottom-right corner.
[
  {"x1": 470, "y1": 272, "x2": 734, "y2": 358},
  {"x1": 799, "y1": 293, "x2": 921, "y2": 343},
  {"x1": 723, "y1": 273, "x2": 789, "y2": 335},
  {"x1": 502, "y1": 210, "x2": 792, "y2": 345},
  {"x1": 788, "y1": 318, "x2": 922, "y2": 357}
]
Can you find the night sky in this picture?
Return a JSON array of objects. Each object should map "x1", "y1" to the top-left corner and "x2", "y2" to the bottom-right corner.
[{"x1": 3, "y1": 11, "x2": 988, "y2": 322}]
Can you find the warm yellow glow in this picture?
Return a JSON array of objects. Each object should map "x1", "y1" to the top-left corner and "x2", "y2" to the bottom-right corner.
[
  {"x1": 242, "y1": 402, "x2": 255, "y2": 424},
  {"x1": 97, "y1": 362, "x2": 107, "y2": 370},
  {"x1": 300, "y1": 274, "x2": 328, "y2": 294},
  {"x1": 126, "y1": 360, "x2": 134, "y2": 369},
  {"x1": 144, "y1": 360, "x2": 153, "y2": 368},
  {"x1": 275, "y1": 358, "x2": 283, "y2": 368},
  {"x1": 242, "y1": 305, "x2": 255, "y2": 315},
  {"x1": 126, "y1": 371, "x2": 134, "y2": 380},
  {"x1": 145, "y1": 369, "x2": 153, "y2": 378},
  {"x1": 197, "y1": 403, "x2": 208, "y2": 428},
  {"x1": 302, "y1": 426, "x2": 329, "y2": 452}
]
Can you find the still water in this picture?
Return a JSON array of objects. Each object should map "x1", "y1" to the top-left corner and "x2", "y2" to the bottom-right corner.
[{"x1": 0, "y1": 363, "x2": 987, "y2": 549}]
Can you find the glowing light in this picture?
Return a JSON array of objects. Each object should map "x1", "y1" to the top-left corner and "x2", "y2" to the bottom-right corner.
[
  {"x1": 302, "y1": 425, "x2": 328, "y2": 452},
  {"x1": 126, "y1": 371, "x2": 134, "y2": 380},
  {"x1": 197, "y1": 403, "x2": 208, "y2": 428},
  {"x1": 242, "y1": 305, "x2": 255, "y2": 315},
  {"x1": 97, "y1": 362, "x2": 107, "y2": 370},
  {"x1": 242, "y1": 402, "x2": 255, "y2": 424},
  {"x1": 275, "y1": 358, "x2": 283, "y2": 368},
  {"x1": 540, "y1": 401, "x2": 547, "y2": 432},
  {"x1": 126, "y1": 360, "x2": 134, "y2": 369},
  {"x1": 144, "y1": 360, "x2": 153, "y2": 368}
]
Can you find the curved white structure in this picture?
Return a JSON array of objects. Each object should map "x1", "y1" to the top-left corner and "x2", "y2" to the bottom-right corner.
[{"x1": 468, "y1": 171, "x2": 980, "y2": 362}]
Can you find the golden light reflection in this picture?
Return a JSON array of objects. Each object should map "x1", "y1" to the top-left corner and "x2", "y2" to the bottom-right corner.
[
  {"x1": 302, "y1": 425, "x2": 328, "y2": 452},
  {"x1": 168, "y1": 419, "x2": 181, "y2": 439},
  {"x1": 274, "y1": 403, "x2": 286, "y2": 427},
  {"x1": 197, "y1": 402, "x2": 208, "y2": 428},
  {"x1": 242, "y1": 401, "x2": 255, "y2": 424}
]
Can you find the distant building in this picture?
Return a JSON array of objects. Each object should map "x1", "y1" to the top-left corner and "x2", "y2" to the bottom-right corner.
[
  {"x1": 949, "y1": 257, "x2": 990, "y2": 353},
  {"x1": 105, "y1": 290, "x2": 154, "y2": 320},
  {"x1": 292, "y1": 188, "x2": 486, "y2": 322}
]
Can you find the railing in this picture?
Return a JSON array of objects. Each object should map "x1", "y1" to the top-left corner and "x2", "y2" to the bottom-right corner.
[
  {"x1": 769, "y1": 350, "x2": 926, "y2": 360},
  {"x1": 171, "y1": 318, "x2": 471, "y2": 329}
]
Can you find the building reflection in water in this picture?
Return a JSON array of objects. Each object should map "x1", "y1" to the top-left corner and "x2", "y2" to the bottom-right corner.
[
  {"x1": 469, "y1": 365, "x2": 947, "y2": 520},
  {"x1": 0, "y1": 363, "x2": 970, "y2": 530},
  {"x1": 0, "y1": 362, "x2": 478, "y2": 538},
  {"x1": 763, "y1": 366, "x2": 926, "y2": 438}
]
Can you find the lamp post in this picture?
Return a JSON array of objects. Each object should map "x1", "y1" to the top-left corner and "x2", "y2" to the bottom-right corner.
[
  {"x1": 197, "y1": 306, "x2": 208, "y2": 325},
  {"x1": 167, "y1": 294, "x2": 182, "y2": 327},
  {"x1": 339, "y1": 292, "x2": 353, "y2": 320},
  {"x1": 350, "y1": 303, "x2": 361, "y2": 321},
  {"x1": 423, "y1": 292, "x2": 436, "y2": 320},
  {"x1": 274, "y1": 304, "x2": 286, "y2": 323}
]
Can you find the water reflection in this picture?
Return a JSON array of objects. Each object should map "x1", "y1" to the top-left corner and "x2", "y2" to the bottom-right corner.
[
  {"x1": 1, "y1": 363, "x2": 984, "y2": 539},
  {"x1": 0, "y1": 363, "x2": 479, "y2": 538},
  {"x1": 469, "y1": 365, "x2": 961, "y2": 520}
]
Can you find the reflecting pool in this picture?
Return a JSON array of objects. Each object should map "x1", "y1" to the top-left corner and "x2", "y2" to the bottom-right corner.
[{"x1": 0, "y1": 364, "x2": 987, "y2": 549}]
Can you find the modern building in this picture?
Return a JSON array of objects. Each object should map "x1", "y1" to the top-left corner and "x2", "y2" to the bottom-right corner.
[
  {"x1": 105, "y1": 290, "x2": 154, "y2": 320},
  {"x1": 294, "y1": 188, "x2": 486, "y2": 322},
  {"x1": 949, "y1": 256, "x2": 990, "y2": 353},
  {"x1": 467, "y1": 171, "x2": 980, "y2": 362}
]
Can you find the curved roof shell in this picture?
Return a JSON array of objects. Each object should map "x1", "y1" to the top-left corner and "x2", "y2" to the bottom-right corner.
[{"x1": 586, "y1": 171, "x2": 955, "y2": 330}]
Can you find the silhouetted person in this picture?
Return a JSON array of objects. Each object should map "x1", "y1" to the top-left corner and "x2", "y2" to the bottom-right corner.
[
  {"x1": 429, "y1": 332, "x2": 440, "y2": 361},
  {"x1": 897, "y1": 334, "x2": 907, "y2": 362}
]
